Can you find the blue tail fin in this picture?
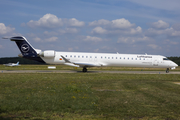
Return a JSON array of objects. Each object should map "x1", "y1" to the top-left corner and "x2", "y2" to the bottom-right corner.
[{"x1": 10, "y1": 36, "x2": 45, "y2": 63}]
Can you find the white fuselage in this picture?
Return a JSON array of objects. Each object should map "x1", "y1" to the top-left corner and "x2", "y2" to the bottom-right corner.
[{"x1": 40, "y1": 51, "x2": 177, "y2": 69}]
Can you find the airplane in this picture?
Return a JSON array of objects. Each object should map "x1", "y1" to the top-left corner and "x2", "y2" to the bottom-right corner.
[
  {"x1": 4, "y1": 36, "x2": 178, "y2": 73},
  {"x1": 3, "y1": 61, "x2": 20, "y2": 67}
]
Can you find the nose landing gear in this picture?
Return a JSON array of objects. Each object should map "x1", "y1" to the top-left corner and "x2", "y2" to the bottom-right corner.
[{"x1": 166, "y1": 68, "x2": 169, "y2": 73}]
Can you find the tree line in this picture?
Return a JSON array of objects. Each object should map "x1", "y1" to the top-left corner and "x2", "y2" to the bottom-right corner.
[
  {"x1": 0, "y1": 57, "x2": 45, "y2": 64},
  {"x1": 0, "y1": 57, "x2": 179, "y2": 66}
]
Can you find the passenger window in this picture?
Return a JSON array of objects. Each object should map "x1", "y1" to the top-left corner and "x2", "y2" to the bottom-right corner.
[{"x1": 86, "y1": 56, "x2": 88, "y2": 58}]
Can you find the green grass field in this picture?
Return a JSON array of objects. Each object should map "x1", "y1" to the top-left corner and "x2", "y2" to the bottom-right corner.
[{"x1": 0, "y1": 65, "x2": 180, "y2": 119}]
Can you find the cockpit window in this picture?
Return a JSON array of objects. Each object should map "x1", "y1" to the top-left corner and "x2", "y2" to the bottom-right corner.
[{"x1": 163, "y1": 58, "x2": 169, "y2": 60}]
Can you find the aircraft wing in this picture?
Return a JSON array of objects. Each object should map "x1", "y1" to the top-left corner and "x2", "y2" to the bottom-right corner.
[
  {"x1": 61, "y1": 55, "x2": 102, "y2": 67},
  {"x1": 74, "y1": 62, "x2": 102, "y2": 67}
]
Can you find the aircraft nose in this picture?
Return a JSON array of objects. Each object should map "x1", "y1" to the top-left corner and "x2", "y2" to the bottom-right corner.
[{"x1": 175, "y1": 63, "x2": 178, "y2": 67}]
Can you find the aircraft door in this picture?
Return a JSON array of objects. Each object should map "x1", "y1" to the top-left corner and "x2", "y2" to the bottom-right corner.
[{"x1": 153, "y1": 57, "x2": 159, "y2": 66}]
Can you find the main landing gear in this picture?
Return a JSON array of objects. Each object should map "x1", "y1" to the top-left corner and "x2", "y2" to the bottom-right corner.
[
  {"x1": 82, "y1": 67, "x2": 87, "y2": 72},
  {"x1": 166, "y1": 68, "x2": 169, "y2": 73}
]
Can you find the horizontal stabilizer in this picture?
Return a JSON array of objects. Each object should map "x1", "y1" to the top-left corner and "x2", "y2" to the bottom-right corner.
[{"x1": 10, "y1": 36, "x2": 25, "y2": 41}]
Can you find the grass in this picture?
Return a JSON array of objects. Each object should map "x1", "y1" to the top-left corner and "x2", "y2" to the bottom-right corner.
[{"x1": 0, "y1": 72, "x2": 180, "y2": 119}]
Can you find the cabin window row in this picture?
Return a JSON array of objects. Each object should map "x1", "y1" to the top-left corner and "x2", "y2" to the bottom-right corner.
[{"x1": 64, "y1": 55, "x2": 147, "y2": 60}]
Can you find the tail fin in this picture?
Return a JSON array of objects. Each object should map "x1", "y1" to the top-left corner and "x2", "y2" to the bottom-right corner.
[
  {"x1": 10, "y1": 36, "x2": 37, "y2": 56},
  {"x1": 17, "y1": 61, "x2": 19, "y2": 65},
  {"x1": 10, "y1": 36, "x2": 45, "y2": 63}
]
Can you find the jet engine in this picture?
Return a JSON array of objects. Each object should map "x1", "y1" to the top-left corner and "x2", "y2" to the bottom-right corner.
[{"x1": 39, "y1": 50, "x2": 55, "y2": 58}]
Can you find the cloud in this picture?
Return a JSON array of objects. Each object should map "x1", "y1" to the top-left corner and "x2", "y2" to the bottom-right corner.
[
  {"x1": 33, "y1": 37, "x2": 41, "y2": 42},
  {"x1": 150, "y1": 20, "x2": 169, "y2": 29},
  {"x1": 45, "y1": 37, "x2": 58, "y2": 42},
  {"x1": 0, "y1": 23, "x2": 15, "y2": 35},
  {"x1": 117, "y1": 36, "x2": 150, "y2": 44},
  {"x1": 59, "y1": 28, "x2": 78, "y2": 34},
  {"x1": 27, "y1": 14, "x2": 85, "y2": 29},
  {"x1": 67, "y1": 18, "x2": 85, "y2": 27},
  {"x1": 145, "y1": 27, "x2": 180, "y2": 37},
  {"x1": 90, "y1": 18, "x2": 141, "y2": 36},
  {"x1": 111, "y1": 18, "x2": 135, "y2": 29},
  {"x1": 172, "y1": 23, "x2": 180, "y2": 31},
  {"x1": 83, "y1": 36, "x2": 102, "y2": 42},
  {"x1": 89, "y1": 18, "x2": 135, "y2": 29},
  {"x1": 89, "y1": 19, "x2": 110, "y2": 26},
  {"x1": 27, "y1": 14, "x2": 63, "y2": 28},
  {"x1": 91, "y1": 27, "x2": 107, "y2": 34},
  {"x1": 33, "y1": 36, "x2": 58, "y2": 42},
  {"x1": 148, "y1": 44, "x2": 159, "y2": 49}
]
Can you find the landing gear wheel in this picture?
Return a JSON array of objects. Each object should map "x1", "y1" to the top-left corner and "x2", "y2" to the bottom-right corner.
[
  {"x1": 166, "y1": 68, "x2": 169, "y2": 73},
  {"x1": 82, "y1": 67, "x2": 87, "y2": 72}
]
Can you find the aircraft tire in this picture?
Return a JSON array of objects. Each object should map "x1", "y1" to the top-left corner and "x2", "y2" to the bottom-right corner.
[{"x1": 83, "y1": 68, "x2": 87, "y2": 72}]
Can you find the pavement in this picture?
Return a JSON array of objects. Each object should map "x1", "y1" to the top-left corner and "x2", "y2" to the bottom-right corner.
[{"x1": 0, "y1": 70, "x2": 180, "y2": 74}]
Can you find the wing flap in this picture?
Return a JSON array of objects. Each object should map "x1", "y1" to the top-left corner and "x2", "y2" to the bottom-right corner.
[
  {"x1": 74, "y1": 62, "x2": 102, "y2": 67},
  {"x1": 61, "y1": 55, "x2": 103, "y2": 67}
]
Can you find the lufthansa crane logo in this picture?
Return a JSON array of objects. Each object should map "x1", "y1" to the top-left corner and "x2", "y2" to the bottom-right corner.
[{"x1": 21, "y1": 44, "x2": 30, "y2": 52}]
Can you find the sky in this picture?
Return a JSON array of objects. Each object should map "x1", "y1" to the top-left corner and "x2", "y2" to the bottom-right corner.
[{"x1": 0, "y1": 0, "x2": 180, "y2": 57}]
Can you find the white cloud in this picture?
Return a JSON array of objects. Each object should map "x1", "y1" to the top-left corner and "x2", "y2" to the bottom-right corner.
[
  {"x1": 0, "y1": 23, "x2": 15, "y2": 35},
  {"x1": 27, "y1": 14, "x2": 63, "y2": 28},
  {"x1": 91, "y1": 27, "x2": 107, "y2": 34},
  {"x1": 89, "y1": 18, "x2": 135, "y2": 29},
  {"x1": 172, "y1": 23, "x2": 180, "y2": 31},
  {"x1": 33, "y1": 36, "x2": 58, "y2": 42},
  {"x1": 67, "y1": 18, "x2": 85, "y2": 27},
  {"x1": 89, "y1": 19, "x2": 110, "y2": 26},
  {"x1": 59, "y1": 28, "x2": 78, "y2": 34},
  {"x1": 148, "y1": 44, "x2": 159, "y2": 49},
  {"x1": 150, "y1": 20, "x2": 169, "y2": 29},
  {"x1": 45, "y1": 37, "x2": 58, "y2": 42},
  {"x1": 33, "y1": 37, "x2": 41, "y2": 42},
  {"x1": 90, "y1": 18, "x2": 141, "y2": 35},
  {"x1": 117, "y1": 36, "x2": 150, "y2": 43},
  {"x1": 145, "y1": 27, "x2": 180, "y2": 37},
  {"x1": 84, "y1": 36, "x2": 102, "y2": 42},
  {"x1": 111, "y1": 18, "x2": 135, "y2": 29},
  {"x1": 27, "y1": 14, "x2": 84, "y2": 29},
  {"x1": 129, "y1": 26, "x2": 142, "y2": 34}
]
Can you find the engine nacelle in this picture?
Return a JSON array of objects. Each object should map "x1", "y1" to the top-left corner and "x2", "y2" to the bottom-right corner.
[{"x1": 40, "y1": 50, "x2": 55, "y2": 58}]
